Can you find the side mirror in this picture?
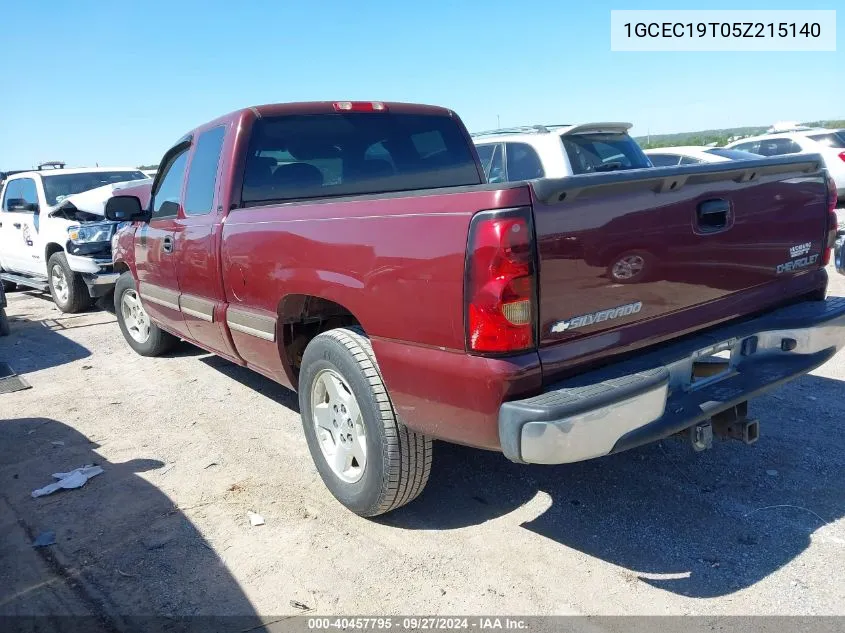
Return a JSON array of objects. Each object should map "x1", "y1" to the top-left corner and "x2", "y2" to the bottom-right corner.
[
  {"x1": 8, "y1": 199, "x2": 38, "y2": 213},
  {"x1": 104, "y1": 195, "x2": 149, "y2": 222}
]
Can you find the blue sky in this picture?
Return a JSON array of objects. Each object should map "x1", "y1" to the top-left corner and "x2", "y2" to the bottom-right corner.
[{"x1": 1, "y1": 0, "x2": 842, "y2": 169}]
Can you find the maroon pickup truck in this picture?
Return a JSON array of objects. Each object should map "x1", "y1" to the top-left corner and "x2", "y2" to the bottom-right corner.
[{"x1": 105, "y1": 101, "x2": 845, "y2": 516}]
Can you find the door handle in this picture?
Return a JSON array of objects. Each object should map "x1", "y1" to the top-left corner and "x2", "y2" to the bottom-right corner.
[
  {"x1": 13, "y1": 222, "x2": 22, "y2": 229},
  {"x1": 162, "y1": 236, "x2": 174, "y2": 254},
  {"x1": 696, "y1": 199, "x2": 730, "y2": 233}
]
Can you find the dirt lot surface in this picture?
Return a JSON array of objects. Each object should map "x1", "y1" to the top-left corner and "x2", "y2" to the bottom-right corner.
[{"x1": 2, "y1": 268, "x2": 845, "y2": 625}]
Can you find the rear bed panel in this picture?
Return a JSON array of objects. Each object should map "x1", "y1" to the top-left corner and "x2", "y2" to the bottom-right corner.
[{"x1": 530, "y1": 156, "x2": 830, "y2": 379}]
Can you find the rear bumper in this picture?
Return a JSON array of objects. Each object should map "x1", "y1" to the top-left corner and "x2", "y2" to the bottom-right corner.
[{"x1": 499, "y1": 297, "x2": 845, "y2": 464}]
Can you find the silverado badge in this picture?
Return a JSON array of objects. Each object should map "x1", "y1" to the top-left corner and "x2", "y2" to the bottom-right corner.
[{"x1": 551, "y1": 301, "x2": 643, "y2": 333}]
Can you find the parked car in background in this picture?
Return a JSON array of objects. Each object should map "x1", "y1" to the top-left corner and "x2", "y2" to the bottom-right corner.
[
  {"x1": 644, "y1": 146, "x2": 761, "y2": 166},
  {"x1": 471, "y1": 123, "x2": 652, "y2": 183},
  {"x1": 0, "y1": 165, "x2": 149, "y2": 311},
  {"x1": 726, "y1": 128, "x2": 845, "y2": 198},
  {"x1": 103, "y1": 100, "x2": 844, "y2": 518}
]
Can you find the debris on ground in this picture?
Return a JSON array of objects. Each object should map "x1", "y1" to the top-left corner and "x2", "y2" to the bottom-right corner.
[
  {"x1": 248, "y1": 511, "x2": 265, "y2": 526},
  {"x1": 50, "y1": 441, "x2": 65, "y2": 447},
  {"x1": 290, "y1": 600, "x2": 311, "y2": 611},
  {"x1": 766, "y1": 469, "x2": 779, "y2": 477},
  {"x1": 32, "y1": 531, "x2": 56, "y2": 548},
  {"x1": 31, "y1": 465, "x2": 104, "y2": 498}
]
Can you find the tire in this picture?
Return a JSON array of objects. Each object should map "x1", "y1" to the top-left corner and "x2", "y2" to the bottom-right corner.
[
  {"x1": 1, "y1": 279, "x2": 16, "y2": 292},
  {"x1": 299, "y1": 326, "x2": 432, "y2": 517},
  {"x1": 607, "y1": 249, "x2": 656, "y2": 284},
  {"x1": 47, "y1": 252, "x2": 92, "y2": 313},
  {"x1": 0, "y1": 309, "x2": 9, "y2": 336},
  {"x1": 113, "y1": 272, "x2": 177, "y2": 356}
]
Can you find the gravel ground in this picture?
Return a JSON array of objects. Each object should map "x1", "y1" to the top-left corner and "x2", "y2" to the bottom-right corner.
[{"x1": 1, "y1": 268, "x2": 844, "y2": 623}]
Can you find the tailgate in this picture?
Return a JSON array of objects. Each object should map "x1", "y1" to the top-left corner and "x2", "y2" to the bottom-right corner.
[{"x1": 530, "y1": 155, "x2": 831, "y2": 376}]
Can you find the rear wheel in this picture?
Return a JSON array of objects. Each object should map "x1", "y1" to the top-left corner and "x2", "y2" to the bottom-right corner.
[
  {"x1": 48, "y1": 252, "x2": 92, "y2": 313},
  {"x1": 114, "y1": 272, "x2": 177, "y2": 356},
  {"x1": 299, "y1": 327, "x2": 432, "y2": 517}
]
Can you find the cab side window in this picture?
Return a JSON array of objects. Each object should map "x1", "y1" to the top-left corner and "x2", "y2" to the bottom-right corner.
[
  {"x1": 184, "y1": 126, "x2": 226, "y2": 216},
  {"x1": 647, "y1": 154, "x2": 680, "y2": 167},
  {"x1": 151, "y1": 149, "x2": 190, "y2": 220}
]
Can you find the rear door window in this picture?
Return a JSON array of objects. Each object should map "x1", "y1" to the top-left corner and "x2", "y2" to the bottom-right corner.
[
  {"x1": 731, "y1": 141, "x2": 760, "y2": 154},
  {"x1": 505, "y1": 143, "x2": 544, "y2": 180},
  {"x1": 680, "y1": 156, "x2": 702, "y2": 165},
  {"x1": 756, "y1": 138, "x2": 803, "y2": 156},
  {"x1": 240, "y1": 112, "x2": 481, "y2": 206},
  {"x1": 562, "y1": 133, "x2": 651, "y2": 174},
  {"x1": 705, "y1": 148, "x2": 761, "y2": 160},
  {"x1": 184, "y1": 126, "x2": 226, "y2": 216},
  {"x1": 647, "y1": 154, "x2": 681, "y2": 167}
]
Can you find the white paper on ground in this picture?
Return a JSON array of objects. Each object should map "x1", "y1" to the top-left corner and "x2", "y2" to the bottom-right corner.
[{"x1": 31, "y1": 465, "x2": 105, "y2": 498}]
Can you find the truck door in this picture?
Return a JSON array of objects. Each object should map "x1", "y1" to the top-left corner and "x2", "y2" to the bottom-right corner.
[
  {"x1": 171, "y1": 124, "x2": 241, "y2": 361},
  {"x1": 135, "y1": 144, "x2": 191, "y2": 339},
  {"x1": 0, "y1": 177, "x2": 43, "y2": 275}
]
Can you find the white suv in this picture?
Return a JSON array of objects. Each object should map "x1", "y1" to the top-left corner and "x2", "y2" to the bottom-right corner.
[
  {"x1": 0, "y1": 165, "x2": 149, "y2": 312},
  {"x1": 471, "y1": 123, "x2": 652, "y2": 183},
  {"x1": 726, "y1": 128, "x2": 845, "y2": 198}
]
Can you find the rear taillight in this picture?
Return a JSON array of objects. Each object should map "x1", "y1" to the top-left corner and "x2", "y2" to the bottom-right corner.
[
  {"x1": 823, "y1": 173, "x2": 838, "y2": 266},
  {"x1": 465, "y1": 207, "x2": 536, "y2": 353},
  {"x1": 332, "y1": 101, "x2": 387, "y2": 112},
  {"x1": 838, "y1": 151, "x2": 845, "y2": 163}
]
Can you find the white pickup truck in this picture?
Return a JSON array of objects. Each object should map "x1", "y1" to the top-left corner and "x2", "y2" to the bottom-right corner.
[{"x1": 0, "y1": 164, "x2": 149, "y2": 312}]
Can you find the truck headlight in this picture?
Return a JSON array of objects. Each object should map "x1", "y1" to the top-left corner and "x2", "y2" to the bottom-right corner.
[{"x1": 68, "y1": 222, "x2": 115, "y2": 244}]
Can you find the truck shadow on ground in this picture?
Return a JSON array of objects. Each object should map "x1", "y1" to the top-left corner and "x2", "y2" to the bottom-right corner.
[
  {"x1": 0, "y1": 311, "x2": 91, "y2": 373},
  {"x1": 199, "y1": 354, "x2": 300, "y2": 410},
  {"x1": 383, "y1": 373, "x2": 845, "y2": 599},
  {"x1": 0, "y1": 417, "x2": 265, "y2": 631}
]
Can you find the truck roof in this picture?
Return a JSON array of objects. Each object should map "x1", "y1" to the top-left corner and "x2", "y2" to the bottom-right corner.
[
  {"x1": 4, "y1": 166, "x2": 143, "y2": 180},
  {"x1": 188, "y1": 101, "x2": 459, "y2": 136},
  {"x1": 471, "y1": 122, "x2": 633, "y2": 142}
]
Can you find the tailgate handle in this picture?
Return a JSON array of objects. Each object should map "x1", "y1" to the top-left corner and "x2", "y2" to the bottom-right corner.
[{"x1": 696, "y1": 199, "x2": 730, "y2": 233}]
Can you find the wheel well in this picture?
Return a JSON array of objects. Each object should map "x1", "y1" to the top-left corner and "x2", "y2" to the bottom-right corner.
[
  {"x1": 113, "y1": 261, "x2": 130, "y2": 275},
  {"x1": 279, "y1": 295, "x2": 360, "y2": 385},
  {"x1": 44, "y1": 242, "x2": 63, "y2": 263}
]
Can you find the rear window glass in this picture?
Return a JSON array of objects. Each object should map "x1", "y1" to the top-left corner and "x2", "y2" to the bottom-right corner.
[
  {"x1": 42, "y1": 171, "x2": 148, "y2": 206},
  {"x1": 704, "y1": 148, "x2": 761, "y2": 160},
  {"x1": 561, "y1": 133, "x2": 650, "y2": 174},
  {"x1": 807, "y1": 132, "x2": 845, "y2": 149},
  {"x1": 241, "y1": 113, "x2": 481, "y2": 206}
]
